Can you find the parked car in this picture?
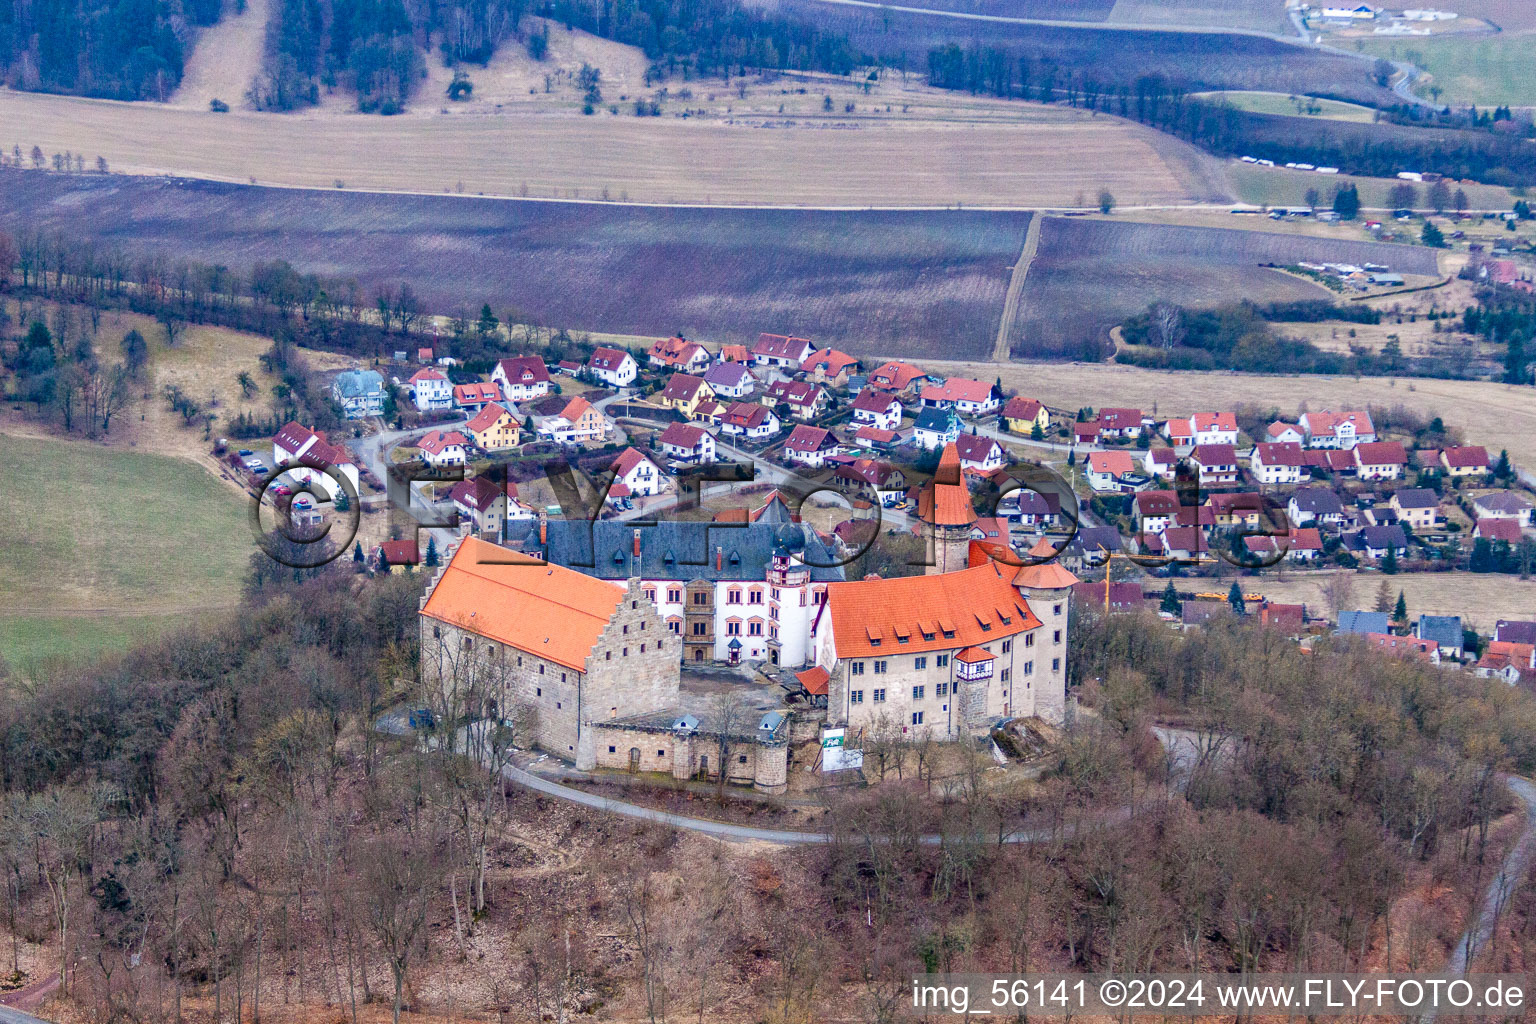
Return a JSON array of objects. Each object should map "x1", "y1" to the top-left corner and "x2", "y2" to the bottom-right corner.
[{"x1": 237, "y1": 449, "x2": 254, "y2": 457}]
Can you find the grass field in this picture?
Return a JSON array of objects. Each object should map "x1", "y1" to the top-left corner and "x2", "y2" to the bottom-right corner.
[
  {"x1": 1010, "y1": 215, "x2": 1441, "y2": 356},
  {"x1": 1192, "y1": 90, "x2": 1380, "y2": 122},
  {"x1": 0, "y1": 86, "x2": 1215, "y2": 207},
  {"x1": 1359, "y1": 33, "x2": 1536, "y2": 107},
  {"x1": 0, "y1": 432, "x2": 252, "y2": 669},
  {"x1": 1234, "y1": 570, "x2": 1536, "y2": 627},
  {"x1": 929, "y1": 357, "x2": 1536, "y2": 468},
  {"x1": 1422, "y1": 0, "x2": 1536, "y2": 32},
  {"x1": 1228, "y1": 163, "x2": 1521, "y2": 211},
  {"x1": 1, "y1": 171, "x2": 1033, "y2": 357}
]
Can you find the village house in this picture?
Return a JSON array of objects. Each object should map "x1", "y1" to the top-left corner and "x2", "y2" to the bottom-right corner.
[
  {"x1": 1496, "y1": 620, "x2": 1536, "y2": 645},
  {"x1": 1072, "y1": 420, "x2": 1099, "y2": 446},
  {"x1": 1096, "y1": 408, "x2": 1145, "y2": 441},
  {"x1": 1347, "y1": 523, "x2": 1408, "y2": 561},
  {"x1": 800, "y1": 349, "x2": 859, "y2": 388},
  {"x1": 1303, "y1": 448, "x2": 1356, "y2": 476},
  {"x1": 691, "y1": 398, "x2": 726, "y2": 426},
  {"x1": 331, "y1": 369, "x2": 387, "y2": 419},
  {"x1": 532, "y1": 395, "x2": 608, "y2": 444},
  {"x1": 658, "y1": 373, "x2": 715, "y2": 418},
  {"x1": 1133, "y1": 490, "x2": 1182, "y2": 535},
  {"x1": 490, "y1": 355, "x2": 551, "y2": 405},
  {"x1": 954, "y1": 433, "x2": 1006, "y2": 475},
  {"x1": 1475, "y1": 641, "x2": 1535, "y2": 684},
  {"x1": 913, "y1": 407, "x2": 963, "y2": 450},
  {"x1": 657, "y1": 422, "x2": 716, "y2": 465},
  {"x1": 408, "y1": 368, "x2": 453, "y2": 412},
  {"x1": 1441, "y1": 445, "x2": 1491, "y2": 478},
  {"x1": 812, "y1": 555, "x2": 1075, "y2": 739},
  {"x1": 1143, "y1": 447, "x2": 1178, "y2": 480},
  {"x1": 375, "y1": 539, "x2": 420, "y2": 573},
  {"x1": 465, "y1": 402, "x2": 521, "y2": 452},
  {"x1": 1337, "y1": 610, "x2": 1390, "y2": 636},
  {"x1": 762, "y1": 379, "x2": 828, "y2": 421},
  {"x1": 418, "y1": 429, "x2": 468, "y2": 468},
  {"x1": 851, "y1": 388, "x2": 903, "y2": 431},
  {"x1": 454, "y1": 381, "x2": 503, "y2": 412},
  {"x1": 853, "y1": 425, "x2": 903, "y2": 450},
  {"x1": 1472, "y1": 491, "x2": 1534, "y2": 527},
  {"x1": 1156, "y1": 526, "x2": 1210, "y2": 562},
  {"x1": 648, "y1": 336, "x2": 712, "y2": 374},
  {"x1": 611, "y1": 447, "x2": 666, "y2": 498},
  {"x1": 1243, "y1": 526, "x2": 1323, "y2": 562},
  {"x1": 719, "y1": 401, "x2": 781, "y2": 441},
  {"x1": 834, "y1": 458, "x2": 908, "y2": 507},
  {"x1": 508, "y1": 501, "x2": 842, "y2": 668},
  {"x1": 1390, "y1": 488, "x2": 1443, "y2": 532},
  {"x1": 751, "y1": 333, "x2": 815, "y2": 369},
  {"x1": 1251, "y1": 442, "x2": 1306, "y2": 485},
  {"x1": 1474, "y1": 517, "x2": 1523, "y2": 544},
  {"x1": 781, "y1": 424, "x2": 842, "y2": 468},
  {"x1": 1300, "y1": 410, "x2": 1376, "y2": 449},
  {"x1": 1288, "y1": 487, "x2": 1347, "y2": 528},
  {"x1": 587, "y1": 347, "x2": 638, "y2": 388},
  {"x1": 716, "y1": 344, "x2": 751, "y2": 364},
  {"x1": 1087, "y1": 450, "x2": 1142, "y2": 493},
  {"x1": 1166, "y1": 412, "x2": 1238, "y2": 448},
  {"x1": 1353, "y1": 441, "x2": 1407, "y2": 481},
  {"x1": 1368, "y1": 633, "x2": 1440, "y2": 664},
  {"x1": 1266, "y1": 422, "x2": 1305, "y2": 445},
  {"x1": 1002, "y1": 396, "x2": 1049, "y2": 436},
  {"x1": 920, "y1": 377, "x2": 1000, "y2": 417},
  {"x1": 702, "y1": 361, "x2": 755, "y2": 399},
  {"x1": 1416, "y1": 614, "x2": 1465, "y2": 660},
  {"x1": 271, "y1": 421, "x2": 360, "y2": 500},
  {"x1": 1191, "y1": 444, "x2": 1240, "y2": 487},
  {"x1": 450, "y1": 475, "x2": 532, "y2": 537},
  {"x1": 865, "y1": 360, "x2": 927, "y2": 396},
  {"x1": 1206, "y1": 492, "x2": 1265, "y2": 529}
]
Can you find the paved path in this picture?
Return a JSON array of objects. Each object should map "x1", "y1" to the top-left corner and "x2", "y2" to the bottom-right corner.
[{"x1": 1442, "y1": 776, "x2": 1536, "y2": 978}]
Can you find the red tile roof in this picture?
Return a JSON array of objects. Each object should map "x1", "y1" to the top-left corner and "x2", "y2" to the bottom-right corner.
[
  {"x1": 866, "y1": 361, "x2": 925, "y2": 390},
  {"x1": 1355, "y1": 441, "x2": 1407, "y2": 465},
  {"x1": 784, "y1": 424, "x2": 836, "y2": 453},
  {"x1": 649, "y1": 336, "x2": 706, "y2": 365},
  {"x1": 920, "y1": 378, "x2": 992, "y2": 405},
  {"x1": 1098, "y1": 408, "x2": 1143, "y2": 431},
  {"x1": 658, "y1": 422, "x2": 710, "y2": 448},
  {"x1": 273, "y1": 421, "x2": 319, "y2": 457},
  {"x1": 824, "y1": 560, "x2": 1042, "y2": 659},
  {"x1": 954, "y1": 433, "x2": 1001, "y2": 465},
  {"x1": 1254, "y1": 441, "x2": 1305, "y2": 467},
  {"x1": 660, "y1": 373, "x2": 709, "y2": 403},
  {"x1": 801, "y1": 349, "x2": 858, "y2": 376},
  {"x1": 418, "y1": 430, "x2": 467, "y2": 455},
  {"x1": 408, "y1": 368, "x2": 447, "y2": 384},
  {"x1": 916, "y1": 445, "x2": 976, "y2": 527},
  {"x1": 1442, "y1": 445, "x2": 1490, "y2": 469},
  {"x1": 796, "y1": 665, "x2": 830, "y2": 695},
  {"x1": 1192, "y1": 443, "x2": 1237, "y2": 466},
  {"x1": 455, "y1": 382, "x2": 502, "y2": 404},
  {"x1": 588, "y1": 347, "x2": 631, "y2": 371},
  {"x1": 466, "y1": 402, "x2": 513, "y2": 433},
  {"x1": 378, "y1": 539, "x2": 420, "y2": 565},
  {"x1": 722, "y1": 401, "x2": 772, "y2": 428},
  {"x1": 1002, "y1": 396, "x2": 1044, "y2": 422},
  {"x1": 495, "y1": 355, "x2": 549, "y2": 384},
  {"x1": 852, "y1": 387, "x2": 899, "y2": 414},
  {"x1": 752, "y1": 333, "x2": 813, "y2": 359},
  {"x1": 612, "y1": 447, "x2": 655, "y2": 477}
]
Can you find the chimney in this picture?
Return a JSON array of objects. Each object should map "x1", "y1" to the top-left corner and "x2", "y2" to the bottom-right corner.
[
  {"x1": 716, "y1": 546, "x2": 723, "y2": 572},
  {"x1": 538, "y1": 509, "x2": 548, "y2": 545},
  {"x1": 633, "y1": 528, "x2": 642, "y2": 557}
]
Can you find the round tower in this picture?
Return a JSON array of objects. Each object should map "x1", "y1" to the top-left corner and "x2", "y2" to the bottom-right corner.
[
  {"x1": 918, "y1": 443, "x2": 976, "y2": 575},
  {"x1": 1012, "y1": 536, "x2": 1079, "y2": 724}
]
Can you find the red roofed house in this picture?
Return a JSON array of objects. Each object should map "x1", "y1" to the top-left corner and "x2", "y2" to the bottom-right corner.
[
  {"x1": 1441, "y1": 445, "x2": 1490, "y2": 478},
  {"x1": 271, "y1": 421, "x2": 360, "y2": 500},
  {"x1": 719, "y1": 401, "x2": 781, "y2": 440},
  {"x1": 491, "y1": 356, "x2": 551, "y2": 404},
  {"x1": 782, "y1": 424, "x2": 842, "y2": 468},
  {"x1": 1250, "y1": 442, "x2": 1305, "y2": 485},
  {"x1": 1367, "y1": 633, "x2": 1439, "y2": 664},
  {"x1": 1259, "y1": 601, "x2": 1306, "y2": 633},
  {"x1": 612, "y1": 447, "x2": 666, "y2": 497},
  {"x1": 586, "y1": 347, "x2": 638, "y2": 388},
  {"x1": 418, "y1": 429, "x2": 468, "y2": 467},
  {"x1": 657, "y1": 422, "x2": 717, "y2": 465},
  {"x1": 1475, "y1": 641, "x2": 1535, "y2": 684},
  {"x1": 1165, "y1": 412, "x2": 1237, "y2": 448},
  {"x1": 647, "y1": 336, "x2": 711, "y2": 373},
  {"x1": 801, "y1": 348, "x2": 859, "y2": 387},
  {"x1": 1475, "y1": 517, "x2": 1524, "y2": 544},
  {"x1": 408, "y1": 368, "x2": 453, "y2": 411},
  {"x1": 1087, "y1": 450, "x2": 1140, "y2": 492},
  {"x1": 454, "y1": 381, "x2": 503, "y2": 411},
  {"x1": 1266, "y1": 422, "x2": 1304, "y2": 445},
  {"x1": 811, "y1": 555, "x2": 1075, "y2": 736},
  {"x1": 534, "y1": 395, "x2": 608, "y2": 443},
  {"x1": 851, "y1": 388, "x2": 903, "y2": 431},
  {"x1": 751, "y1": 333, "x2": 814, "y2": 369},
  {"x1": 658, "y1": 373, "x2": 715, "y2": 418},
  {"x1": 1096, "y1": 408, "x2": 1145, "y2": 440},
  {"x1": 450, "y1": 474, "x2": 532, "y2": 536},
  {"x1": 465, "y1": 402, "x2": 521, "y2": 452},
  {"x1": 1073, "y1": 421, "x2": 1100, "y2": 445},
  {"x1": 954, "y1": 433, "x2": 1006, "y2": 475},
  {"x1": 1353, "y1": 441, "x2": 1407, "y2": 481},
  {"x1": 762, "y1": 379, "x2": 828, "y2": 421},
  {"x1": 1300, "y1": 410, "x2": 1375, "y2": 449},
  {"x1": 1002, "y1": 396, "x2": 1049, "y2": 436},
  {"x1": 865, "y1": 360, "x2": 926, "y2": 396},
  {"x1": 1191, "y1": 443, "x2": 1240, "y2": 486},
  {"x1": 375, "y1": 539, "x2": 420, "y2": 572},
  {"x1": 920, "y1": 377, "x2": 1000, "y2": 417}
]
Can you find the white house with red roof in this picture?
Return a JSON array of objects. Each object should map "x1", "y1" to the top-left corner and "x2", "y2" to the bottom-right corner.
[
  {"x1": 1299, "y1": 410, "x2": 1375, "y2": 449},
  {"x1": 1440, "y1": 445, "x2": 1490, "y2": 478},
  {"x1": 1096, "y1": 408, "x2": 1145, "y2": 440},
  {"x1": 1087, "y1": 450, "x2": 1140, "y2": 492},
  {"x1": 1250, "y1": 441, "x2": 1306, "y2": 485},
  {"x1": 954, "y1": 433, "x2": 1006, "y2": 475},
  {"x1": 450, "y1": 475, "x2": 532, "y2": 536},
  {"x1": 612, "y1": 447, "x2": 666, "y2": 497},
  {"x1": 454, "y1": 381, "x2": 503, "y2": 411},
  {"x1": 865, "y1": 360, "x2": 926, "y2": 396},
  {"x1": 657, "y1": 422, "x2": 717, "y2": 465},
  {"x1": 703, "y1": 361, "x2": 755, "y2": 399},
  {"x1": 586, "y1": 347, "x2": 638, "y2": 388},
  {"x1": 751, "y1": 333, "x2": 815, "y2": 368},
  {"x1": 1353, "y1": 441, "x2": 1407, "y2": 480},
  {"x1": 1266, "y1": 422, "x2": 1304, "y2": 445},
  {"x1": 534, "y1": 395, "x2": 608, "y2": 443},
  {"x1": 647, "y1": 336, "x2": 711, "y2": 373},
  {"x1": 801, "y1": 348, "x2": 858, "y2": 387},
  {"x1": 719, "y1": 401, "x2": 780, "y2": 440},
  {"x1": 782, "y1": 424, "x2": 842, "y2": 467},
  {"x1": 1143, "y1": 447, "x2": 1178, "y2": 479},
  {"x1": 418, "y1": 429, "x2": 468, "y2": 467},
  {"x1": 271, "y1": 422, "x2": 360, "y2": 500},
  {"x1": 762, "y1": 379, "x2": 827, "y2": 421},
  {"x1": 920, "y1": 377, "x2": 999, "y2": 417},
  {"x1": 408, "y1": 368, "x2": 453, "y2": 411},
  {"x1": 1191, "y1": 443, "x2": 1240, "y2": 486},
  {"x1": 1190, "y1": 412, "x2": 1239, "y2": 446},
  {"x1": 851, "y1": 388, "x2": 903, "y2": 431},
  {"x1": 491, "y1": 356, "x2": 551, "y2": 404}
]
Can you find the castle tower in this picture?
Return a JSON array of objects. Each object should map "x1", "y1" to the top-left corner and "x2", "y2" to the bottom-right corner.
[
  {"x1": 917, "y1": 443, "x2": 976, "y2": 575},
  {"x1": 766, "y1": 541, "x2": 813, "y2": 666},
  {"x1": 1012, "y1": 536, "x2": 1079, "y2": 724}
]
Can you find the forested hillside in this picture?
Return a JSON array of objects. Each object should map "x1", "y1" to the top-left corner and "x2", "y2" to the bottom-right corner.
[{"x1": 0, "y1": 0, "x2": 223, "y2": 99}]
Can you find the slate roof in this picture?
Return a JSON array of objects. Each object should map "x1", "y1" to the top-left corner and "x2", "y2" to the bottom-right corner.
[
  {"x1": 1337, "y1": 610, "x2": 1390, "y2": 635},
  {"x1": 1417, "y1": 614, "x2": 1464, "y2": 650},
  {"x1": 506, "y1": 519, "x2": 844, "y2": 583},
  {"x1": 333, "y1": 369, "x2": 384, "y2": 398}
]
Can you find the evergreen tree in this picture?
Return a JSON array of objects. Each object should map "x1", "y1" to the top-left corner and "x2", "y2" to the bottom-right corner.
[
  {"x1": 1382, "y1": 544, "x2": 1398, "y2": 575},
  {"x1": 1421, "y1": 220, "x2": 1446, "y2": 248},
  {"x1": 1160, "y1": 580, "x2": 1181, "y2": 615},
  {"x1": 426, "y1": 535, "x2": 440, "y2": 567},
  {"x1": 353, "y1": 540, "x2": 365, "y2": 564},
  {"x1": 1228, "y1": 581, "x2": 1246, "y2": 614},
  {"x1": 1495, "y1": 449, "x2": 1512, "y2": 480},
  {"x1": 1469, "y1": 536, "x2": 1494, "y2": 572},
  {"x1": 1393, "y1": 589, "x2": 1408, "y2": 624},
  {"x1": 1031, "y1": 421, "x2": 1045, "y2": 441},
  {"x1": 1332, "y1": 184, "x2": 1360, "y2": 221}
]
